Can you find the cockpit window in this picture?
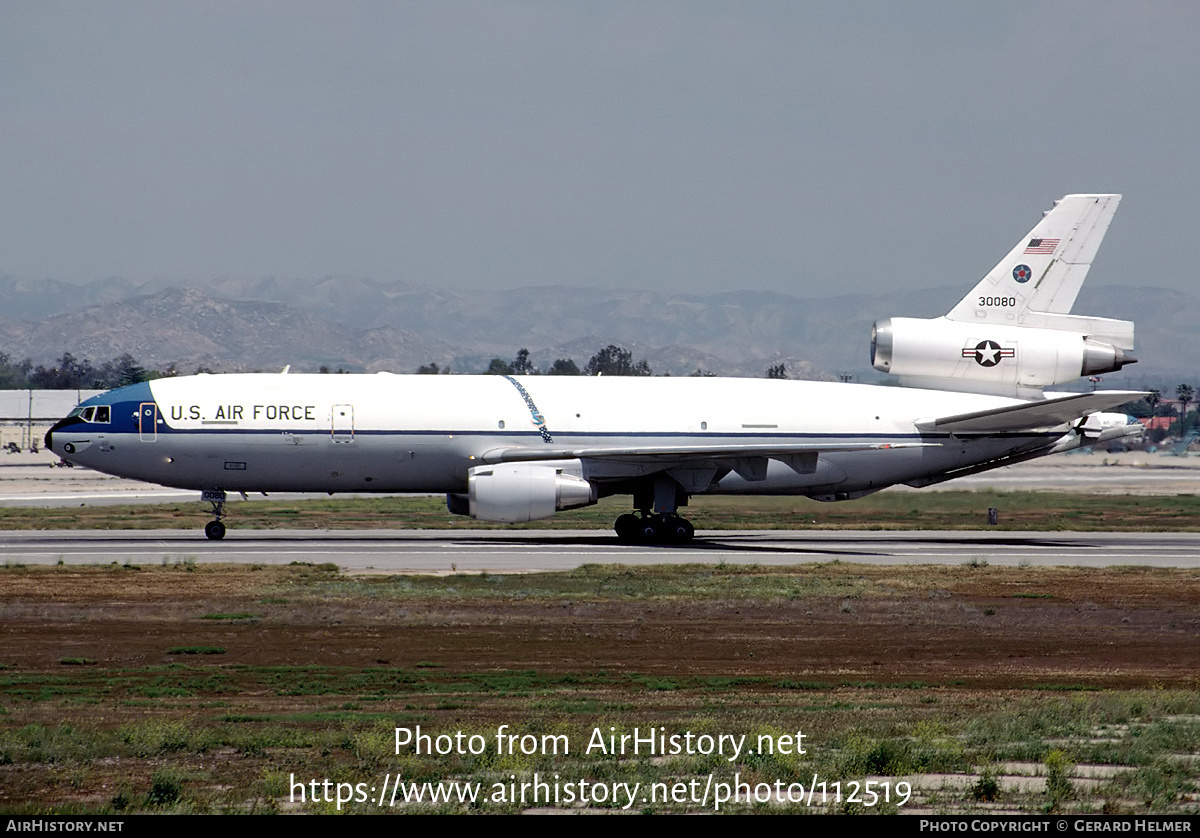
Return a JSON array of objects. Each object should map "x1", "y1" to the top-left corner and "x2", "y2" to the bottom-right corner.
[{"x1": 70, "y1": 406, "x2": 110, "y2": 423}]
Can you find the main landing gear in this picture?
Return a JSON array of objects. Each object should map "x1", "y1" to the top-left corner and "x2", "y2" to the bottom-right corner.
[
  {"x1": 614, "y1": 511, "x2": 695, "y2": 544},
  {"x1": 614, "y1": 475, "x2": 696, "y2": 543},
  {"x1": 202, "y1": 489, "x2": 227, "y2": 540}
]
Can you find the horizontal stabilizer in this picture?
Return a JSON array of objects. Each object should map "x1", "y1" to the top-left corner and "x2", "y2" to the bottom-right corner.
[
  {"x1": 1016, "y1": 311, "x2": 1135, "y2": 350},
  {"x1": 916, "y1": 390, "x2": 1145, "y2": 433}
]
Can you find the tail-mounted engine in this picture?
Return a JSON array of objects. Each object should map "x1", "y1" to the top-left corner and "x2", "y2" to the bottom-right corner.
[{"x1": 871, "y1": 316, "x2": 1135, "y2": 397}]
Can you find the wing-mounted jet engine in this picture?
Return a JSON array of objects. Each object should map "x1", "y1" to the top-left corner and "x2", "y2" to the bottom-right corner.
[
  {"x1": 871, "y1": 194, "x2": 1135, "y2": 398},
  {"x1": 456, "y1": 460, "x2": 597, "y2": 523}
]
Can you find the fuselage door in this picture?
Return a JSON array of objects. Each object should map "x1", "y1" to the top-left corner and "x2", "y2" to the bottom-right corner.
[
  {"x1": 138, "y1": 402, "x2": 158, "y2": 442},
  {"x1": 332, "y1": 404, "x2": 354, "y2": 443}
]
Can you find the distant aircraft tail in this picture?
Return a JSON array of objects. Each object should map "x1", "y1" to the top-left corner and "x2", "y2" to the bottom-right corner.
[{"x1": 944, "y1": 194, "x2": 1132, "y2": 349}]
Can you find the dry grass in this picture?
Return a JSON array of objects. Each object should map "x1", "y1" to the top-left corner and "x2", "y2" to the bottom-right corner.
[{"x1": 3, "y1": 491, "x2": 1200, "y2": 532}]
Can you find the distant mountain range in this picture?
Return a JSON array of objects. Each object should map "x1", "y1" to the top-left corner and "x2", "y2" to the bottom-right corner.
[{"x1": 0, "y1": 273, "x2": 1190, "y2": 388}]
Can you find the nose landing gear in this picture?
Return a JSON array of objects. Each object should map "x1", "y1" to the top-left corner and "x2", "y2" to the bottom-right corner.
[{"x1": 202, "y1": 489, "x2": 227, "y2": 540}]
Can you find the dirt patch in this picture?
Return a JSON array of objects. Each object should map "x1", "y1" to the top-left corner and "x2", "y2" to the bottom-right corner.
[
  {"x1": 2, "y1": 562, "x2": 1198, "y2": 814},
  {"x1": 4, "y1": 563, "x2": 1196, "y2": 687}
]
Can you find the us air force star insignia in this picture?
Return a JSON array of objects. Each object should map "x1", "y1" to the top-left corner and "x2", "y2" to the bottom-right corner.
[
  {"x1": 1012, "y1": 264, "x2": 1032, "y2": 283},
  {"x1": 961, "y1": 340, "x2": 1015, "y2": 367}
]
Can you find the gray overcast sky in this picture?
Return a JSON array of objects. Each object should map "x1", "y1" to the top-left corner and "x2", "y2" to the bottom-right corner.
[{"x1": 2, "y1": 1, "x2": 1197, "y2": 296}]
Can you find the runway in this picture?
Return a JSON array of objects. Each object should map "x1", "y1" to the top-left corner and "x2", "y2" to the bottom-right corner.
[{"x1": 3, "y1": 528, "x2": 1198, "y2": 571}]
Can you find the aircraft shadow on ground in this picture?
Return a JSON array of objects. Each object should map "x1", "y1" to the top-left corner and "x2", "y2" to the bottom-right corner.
[
  {"x1": 2, "y1": 531, "x2": 1101, "y2": 562},
  {"x1": 5, "y1": 531, "x2": 878, "y2": 557},
  {"x1": 460, "y1": 532, "x2": 1098, "y2": 556}
]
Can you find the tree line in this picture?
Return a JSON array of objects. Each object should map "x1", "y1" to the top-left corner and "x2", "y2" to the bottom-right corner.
[
  {"x1": 421, "y1": 345, "x2": 653, "y2": 377},
  {"x1": 0, "y1": 344, "x2": 755, "y2": 388},
  {"x1": 0, "y1": 352, "x2": 160, "y2": 390},
  {"x1": 422, "y1": 346, "x2": 795, "y2": 379}
]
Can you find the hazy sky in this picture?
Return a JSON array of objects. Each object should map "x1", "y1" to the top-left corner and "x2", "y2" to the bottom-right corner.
[{"x1": 2, "y1": 1, "x2": 1197, "y2": 296}]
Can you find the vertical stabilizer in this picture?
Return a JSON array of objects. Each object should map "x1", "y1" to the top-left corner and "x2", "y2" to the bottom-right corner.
[{"x1": 945, "y1": 194, "x2": 1121, "y2": 325}]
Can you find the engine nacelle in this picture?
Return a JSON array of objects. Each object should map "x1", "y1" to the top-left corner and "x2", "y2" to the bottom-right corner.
[
  {"x1": 871, "y1": 317, "x2": 1135, "y2": 397},
  {"x1": 464, "y1": 461, "x2": 596, "y2": 523}
]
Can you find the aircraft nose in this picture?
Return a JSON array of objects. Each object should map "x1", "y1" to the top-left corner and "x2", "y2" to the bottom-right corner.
[
  {"x1": 45, "y1": 416, "x2": 80, "y2": 455},
  {"x1": 45, "y1": 419, "x2": 63, "y2": 453}
]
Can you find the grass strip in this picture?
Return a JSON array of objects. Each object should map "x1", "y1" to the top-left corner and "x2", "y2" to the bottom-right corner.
[{"x1": 2, "y1": 491, "x2": 1200, "y2": 531}]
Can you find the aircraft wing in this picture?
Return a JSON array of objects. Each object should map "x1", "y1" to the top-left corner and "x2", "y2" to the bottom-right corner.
[
  {"x1": 915, "y1": 390, "x2": 1145, "y2": 433},
  {"x1": 480, "y1": 441, "x2": 935, "y2": 465}
]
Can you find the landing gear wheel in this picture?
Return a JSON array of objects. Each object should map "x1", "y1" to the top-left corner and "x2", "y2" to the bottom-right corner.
[
  {"x1": 614, "y1": 513, "x2": 640, "y2": 542},
  {"x1": 668, "y1": 517, "x2": 695, "y2": 542},
  {"x1": 639, "y1": 517, "x2": 661, "y2": 542},
  {"x1": 204, "y1": 520, "x2": 226, "y2": 540}
]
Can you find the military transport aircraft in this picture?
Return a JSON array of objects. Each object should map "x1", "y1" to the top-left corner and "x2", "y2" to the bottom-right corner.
[{"x1": 45, "y1": 194, "x2": 1144, "y2": 542}]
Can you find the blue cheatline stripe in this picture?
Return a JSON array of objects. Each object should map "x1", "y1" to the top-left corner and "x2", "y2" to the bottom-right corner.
[
  {"x1": 99, "y1": 397, "x2": 1065, "y2": 444},
  {"x1": 102, "y1": 414, "x2": 1063, "y2": 442},
  {"x1": 501, "y1": 375, "x2": 554, "y2": 443}
]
